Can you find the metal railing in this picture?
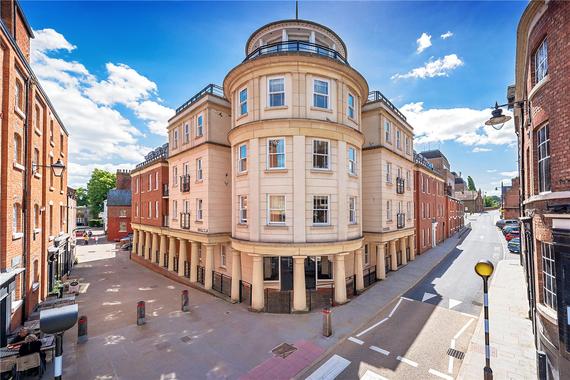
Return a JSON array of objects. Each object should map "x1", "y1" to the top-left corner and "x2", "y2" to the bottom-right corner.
[
  {"x1": 363, "y1": 266, "x2": 377, "y2": 288},
  {"x1": 173, "y1": 256, "x2": 179, "y2": 272},
  {"x1": 175, "y1": 84, "x2": 224, "y2": 114},
  {"x1": 397, "y1": 213, "x2": 405, "y2": 229},
  {"x1": 244, "y1": 40, "x2": 348, "y2": 65},
  {"x1": 396, "y1": 177, "x2": 405, "y2": 194},
  {"x1": 212, "y1": 271, "x2": 232, "y2": 297},
  {"x1": 239, "y1": 280, "x2": 252, "y2": 306},
  {"x1": 368, "y1": 91, "x2": 407, "y2": 121},
  {"x1": 346, "y1": 275, "x2": 356, "y2": 298},
  {"x1": 180, "y1": 174, "x2": 190, "y2": 192},
  {"x1": 163, "y1": 253, "x2": 169, "y2": 268},
  {"x1": 197, "y1": 266, "x2": 205, "y2": 285},
  {"x1": 180, "y1": 212, "x2": 191, "y2": 229},
  {"x1": 184, "y1": 261, "x2": 190, "y2": 278},
  {"x1": 162, "y1": 184, "x2": 169, "y2": 197}
]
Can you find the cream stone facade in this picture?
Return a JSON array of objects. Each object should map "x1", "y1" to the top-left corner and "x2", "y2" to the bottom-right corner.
[{"x1": 131, "y1": 19, "x2": 421, "y2": 313}]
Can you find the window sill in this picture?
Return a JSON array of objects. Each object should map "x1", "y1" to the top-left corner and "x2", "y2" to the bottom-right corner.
[
  {"x1": 34, "y1": 128, "x2": 42, "y2": 137},
  {"x1": 15, "y1": 107, "x2": 25, "y2": 120},
  {"x1": 264, "y1": 224, "x2": 288, "y2": 230},
  {"x1": 237, "y1": 112, "x2": 248, "y2": 121},
  {"x1": 13, "y1": 162, "x2": 25, "y2": 172},
  {"x1": 60, "y1": 152, "x2": 65, "y2": 158},
  {"x1": 49, "y1": 187, "x2": 55, "y2": 192},
  {"x1": 195, "y1": 179, "x2": 204, "y2": 184},
  {"x1": 195, "y1": 134, "x2": 204, "y2": 139},
  {"x1": 237, "y1": 223, "x2": 248, "y2": 228},
  {"x1": 264, "y1": 105, "x2": 288, "y2": 111},
  {"x1": 348, "y1": 115, "x2": 358, "y2": 123},
  {"x1": 348, "y1": 173, "x2": 358, "y2": 178},
  {"x1": 60, "y1": 190, "x2": 64, "y2": 195},
  {"x1": 264, "y1": 168, "x2": 288, "y2": 174},
  {"x1": 311, "y1": 168, "x2": 333, "y2": 174},
  {"x1": 348, "y1": 223, "x2": 359, "y2": 227},
  {"x1": 50, "y1": 140, "x2": 55, "y2": 148},
  {"x1": 536, "y1": 303, "x2": 558, "y2": 325},
  {"x1": 11, "y1": 299, "x2": 23, "y2": 314},
  {"x1": 12, "y1": 232, "x2": 23, "y2": 240},
  {"x1": 311, "y1": 224, "x2": 334, "y2": 229},
  {"x1": 310, "y1": 106, "x2": 333, "y2": 113},
  {"x1": 528, "y1": 74, "x2": 549, "y2": 101},
  {"x1": 49, "y1": 236, "x2": 55, "y2": 242},
  {"x1": 195, "y1": 220, "x2": 203, "y2": 224},
  {"x1": 34, "y1": 172, "x2": 41, "y2": 179},
  {"x1": 236, "y1": 171, "x2": 248, "y2": 177},
  {"x1": 32, "y1": 282, "x2": 40, "y2": 292},
  {"x1": 34, "y1": 228, "x2": 41, "y2": 234}
]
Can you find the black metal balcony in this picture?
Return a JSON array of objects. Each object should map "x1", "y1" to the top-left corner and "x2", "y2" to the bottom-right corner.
[
  {"x1": 180, "y1": 174, "x2": 190, "y2": 192},
  {"x1": 244, "y1": 40, "x2": 348, "y2": 65},
  {"x1": 396, "y1": 213, "x2": 405, "y2": 229},
  {"x1": 396, "y1": 177, "x2": 405, "y2": 194},
  {"x1": 180, "y1": 212, "x2": 191, "y2": 229},
  {"x1": 175, "y1": 84, "x2": 224, "y2": 115},
  {"x1": 368, "y1": 91, "x2": 407, "y2": 121}
]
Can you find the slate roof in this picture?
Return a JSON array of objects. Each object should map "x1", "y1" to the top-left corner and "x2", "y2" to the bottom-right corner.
[
  {"x1": 455, "y1": 177, "x2": 465, "y2": 184},
  {"x1": 455, "y1": 190, "x2": 480, "y2": 201},
  {"x1": 419, "y1": 149, "x2": 444, "y2": 159},
  {"x1": 107, "y1": 189, "x2": 131, "y2": 206}
]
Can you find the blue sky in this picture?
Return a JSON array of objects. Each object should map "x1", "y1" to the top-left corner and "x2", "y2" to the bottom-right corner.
[{"x1": 24, "y1": 1, "x2": 527, "y2": 194}]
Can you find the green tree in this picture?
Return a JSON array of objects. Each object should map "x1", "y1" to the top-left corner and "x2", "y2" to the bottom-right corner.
[
  {"x1": 484, "y1": 195, "x2": 500, "y2": 208},
  {"x1": 86, "y1": 169, "x2": 116, "y2": 217},
  {"x1": 467, "y1": 176, "x2": 476, "y2": 191},
  {"x1": 76, "y1": 187, "x2": 88, "y2": 206}
]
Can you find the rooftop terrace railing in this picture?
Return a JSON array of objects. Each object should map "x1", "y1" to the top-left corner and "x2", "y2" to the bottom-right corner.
[
  {"x1": 367, "y1": 91, "x2": 407, "y2": 121},
  {"x1": 244, "y1": 40, "x2": 348, "y2": 65},
  {"x1": 175, "y1": 84, "x2": 225, "y2": 115}
]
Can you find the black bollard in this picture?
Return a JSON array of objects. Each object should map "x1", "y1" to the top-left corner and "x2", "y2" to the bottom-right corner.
[
  {"x1": 181, "y1": 290, "x2": 190, "y2": 312},
  {"x1": 77, "y1": 315, "x2": 88, "y2": 343},
  {"x1": 322, "y1": 308, "x2": 332, "y2": 337},
  {"x1": 137, "y1": 301, "x2": 145, "y2": 325}
]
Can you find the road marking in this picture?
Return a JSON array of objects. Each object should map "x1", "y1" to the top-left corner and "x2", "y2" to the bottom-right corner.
[
  {"x1": 460, "y1": 312, "x2": 477, "y2": 319},
  {"x1": 422, "y1": 292, "x2": 437, "y2": 302},
  {"x1": 369, "y1": 345, "x2": 390, "y2": 356},
  {"x1": 396, "y1": 356, "x2": 418, "y2": 367},
  {"x1": 356, "y1": 318, "x2": 389, "y2": 337},
  {"x1": 453, "y1": 318, "x2": 474, "y2": 340},
  {"x1": 400, "y1": 296, "x2": 414, "y2": 302},
  {"x1": 348, "y1": 337, "x2": 364, "y2": 345},
  {"x1": 449, "y1": 299, "x2": 462, "y2": 309},
  {"x1": 429, "y1": 368, "x2": 453, "y2": 380},
  {"x1": 360, "y1": 369, "x2": 389, "y2": 380},
  {"x1": 388, "y1": 298, "x2": 403, "y2": 318},
  {"x1": 448, "y1": 339, "x2": 456, "y2": 374},
  {"x1": 306, "y1": 354, "x2": 351, "y2": 380}
]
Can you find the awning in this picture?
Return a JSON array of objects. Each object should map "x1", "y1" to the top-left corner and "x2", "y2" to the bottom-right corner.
[{"x1": 0, "y1": 267, "x2": 26, "y2": 287}]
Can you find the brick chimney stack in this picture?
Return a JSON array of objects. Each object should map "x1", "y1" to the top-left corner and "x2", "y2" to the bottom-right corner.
[{"x1": 116, "y1": 169, "x2": 131, "y2": 190}]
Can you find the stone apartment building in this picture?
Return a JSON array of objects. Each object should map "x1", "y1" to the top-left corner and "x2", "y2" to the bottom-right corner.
[
  {"x1": 106, "y1": 170, "x2": 132, "y2": 241},
  {"x1": 502, "y1": 176, "x2": 520, "y2": 219},
  {"x1": 0, "y1": 0, "x2": 69, "y2": 346},
  {"x1": 513, "y1": 1, "x2": 570, "y2": 378}
]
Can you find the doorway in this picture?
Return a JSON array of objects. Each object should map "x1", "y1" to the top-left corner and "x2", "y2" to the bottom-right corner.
[{"x1": 280, "y1": 257, "x2": 293, "y2": 291}]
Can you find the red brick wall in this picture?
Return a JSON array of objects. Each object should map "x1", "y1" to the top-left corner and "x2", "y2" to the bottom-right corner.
[
  {"x1": 414, "y1": 167, "x2": 445, "y2": 255},
  {"x1": 503, "y1": 177, "x2": 520, "y2": 219},
  {"x1": 14, "y1": 8, "x2": 30, "y2": 60},
  {"x1": 116, "y1": 170, "x2": 131, "y2": 190},
  {"x1": 131, "y1": 162, "x2": 169, "y2": 228},
  {"x1": 107, "y1": 206, "x2": 132, "y2": 241}
]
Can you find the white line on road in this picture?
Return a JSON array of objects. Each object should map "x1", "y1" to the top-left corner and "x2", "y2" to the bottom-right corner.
[
  {"x1": 369, "y1": 345, "x2": 390, "y2": 356},
  {"x1": 360, "y1": 369, "x2": 389, "y2": 380},
  {"x1": 389, "y1": 298, "x2": 403, "y2": 318},
  {"x1": 356, "y1": 318, "x2": 389, "y2": 337},
  {"x1": 429, "y1": 368, "x2": 454, "y2": 380},
  {"x1": 396, "y1": 356, "x2": 418, "y2": 367},
  {"x1": 348, "y1": 336, "x2": 364, "y2": 345},
  {"x1": 460, "y1": 312, "x2": 477, "y2": 319},
  {"x1": 453, "y1": 318, "x2": 474, "y2": 340},
  {"x1": 400, "y1": 296, "x2": 414, "y2": 302},
  {"x1": 448, "y1": 339, "x2": 456, "y2": 374},
  {"x1": 306, "y1": 354, "x2": 351, "y2": 380}
]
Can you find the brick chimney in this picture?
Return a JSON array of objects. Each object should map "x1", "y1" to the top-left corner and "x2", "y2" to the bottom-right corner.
[{"x1": 116, "y1": 169, "x2": 131, "y2": 190}]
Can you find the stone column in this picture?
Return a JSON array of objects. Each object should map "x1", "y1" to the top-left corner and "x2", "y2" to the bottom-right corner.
[
  {"x1": 132, "y1": 230, "x2": 138, "y2": 255},
  {"x1": 334, "y1": 254, "x2": 347, "y2": 304},
  {"x1": 144, "y1": 232, "x2": 151, "y2": 260},
  {"x1": 376, "y1": 243, "x2": 386, "y2": 280},
  {"x1": 231, "y1": 249, "x2": 241, "y2": 302},
  {"x1": 355, "y1": 248, "x2": 364, "y2": 292},
  {"x1": 292, "y1": 256, "x2": 307, "y2": 312},
  {"x1": 190, "y1": 241, "x2": 199, "y2": 282},
  {"x1": 390, "y1": 240, "x2": 398, "y2": 271},
  {"x1": 178, "y1": 239, "x2": 187, "y2": 277},
  {"x1": 400, "y1": 237, "x2": 407, "y2": 266},
  {"x1": 158, "y1": 234, "x2": 166, "y2": 267},
  {"x1": 251, "y1": 255, "x2": 264, "y2": 311},
  {"x1": 168, "y1": 236, "x2": 176, "y2": 271},
  {"x1": 137, "y1": 231, "x2": 144, "y2": 256},
  {"x1": 409, "y1": 235, "x2": 416, "y2": 261},
  {"x1": 204, "y1": 244, "x2": 215, "y2": 290},
  {"x1": 151, "y1": 233, "x2": 158, "y2": 263}
]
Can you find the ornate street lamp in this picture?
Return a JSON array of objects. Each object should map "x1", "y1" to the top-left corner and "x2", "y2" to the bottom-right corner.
[
  {"x1": 32, "y1": 158, "x2": 66, "y2": 177},
  {"x1": 485, "y1": 102, "x2": 512, "y2": 130},
  {"x1": 474, "y1": 260, "x2": 495, "y2": 380}
]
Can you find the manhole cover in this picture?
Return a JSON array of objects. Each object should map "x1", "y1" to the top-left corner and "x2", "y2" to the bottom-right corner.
[
  {"x1": 180, "y1": 336, "x2": 192, "y2": 344},
  {"x1": 447, "y1": 348, "x2": 465, "y2": 360},
  {"x1": 271, "y1": 343, "x2": 297, "y2": 358},
  {"x1": 471, "y1": 301, "x2": 483, "y2": 306}
]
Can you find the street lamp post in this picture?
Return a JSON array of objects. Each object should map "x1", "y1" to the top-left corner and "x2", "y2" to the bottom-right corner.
[
  {"x1": 32, "y1": 158, "x2": 66, "y2": 177},
  {"x1": 475, "y1": 260, "x2": 495, "y2": 380}
]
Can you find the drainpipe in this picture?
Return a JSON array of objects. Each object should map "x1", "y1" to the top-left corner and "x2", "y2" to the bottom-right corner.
[{"x1": 20, "y1": 74, "x2": 30, "y2": 322}]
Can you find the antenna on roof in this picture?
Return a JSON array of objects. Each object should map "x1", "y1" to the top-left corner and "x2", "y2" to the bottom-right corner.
[{"x1": 296, "y1": 0, "x2": 299, "y2": 19}]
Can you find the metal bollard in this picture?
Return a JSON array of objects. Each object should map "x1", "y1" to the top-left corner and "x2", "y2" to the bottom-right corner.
[
  {"x1": 77, "y1": 315, "x2": 88, "y2": 343},
  {"x1": 322, "y1": 307, "x2": 332, "y2": 337},
  {"x1": 137, "y1": 301, "x2": 146, "y2": 325},
  {"x1": 537, "y1": 351, "x2": 547, "y2": 380},
  {"x1": 181, "y1": 290, "x2": 189, "y2": 312}
]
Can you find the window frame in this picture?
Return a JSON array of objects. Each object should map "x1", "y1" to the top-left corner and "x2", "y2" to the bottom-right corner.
[
  {"x1": 347, "y1": 93, "x2": 355, "y2": 119},
  {"x1": 239, "y1": 195, "x2": 248, "y2": 224},
  {"x1": 386, "y1": 162, "x2": 392, "y2": 183},
  {"x1": 196, "y1": 199, "x2": 203, "y2": 221},
  {"x1": 348, "y1": 146, "x2": 357, "y2": 176},
  {"x1": 196, "y1": 114, "x2": 204, "y2": 137},
  {"x1": 537, "y1": 124, "x2": 551, "y2": 194},
  {"x1": 387, "y1": 200, "x2": 392, "y2": 221},
  {"x1": 313, "y1": 78, "x2": 330, "y2": 109},
  {"x1": 364, "y1": 244, "x2": 370, "y2": 266},
  {"x1": 349, "y1": 196, "x2": 357, "y2": 225},
  {"x1": 267, "y1": 137, "x2": 286, "y2": 170},
  {"x1": 183, "y1": 122, "x2": 190, "y2": 144},
  {"x1": 541, "y1": 241, "x2": 557, "y2": 310},
  {"x1": 534, "y1": 38, "x2": 548, "y2": 84},
  {"x1": 239, "y1": 87, "x2": 248, "y2": 116},
  {"x1": 312, "y1": 195, "x2": 330, "y2": 226},
  {"x1": 268, "y1": 77, "x2": 285, "y2": 108},
  {"x1": 196, "y1": 158, "x2": 203, "y2": 181},
  {"x1": 220, "y1": 245, "x2": 227, "y2": 267},
  {"x1": 173, "y1": 129, "x2": 179, "y2": 149},
  {"x1": 238, "y1": 144, "x2": 247, "y2": 173},
  {"x1": 384, "y1": 120, "x2": 392, "y2": 143},
  {"x1": 312, "y1": 139, "x2": 330, "y2": 170},
  {"x1": 267, "y1": 194, "x2": 286, "y2": 225}
]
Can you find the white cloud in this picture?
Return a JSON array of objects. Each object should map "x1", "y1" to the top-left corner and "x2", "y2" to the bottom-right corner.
[
  {"x1": 500, "y1": 171, "x2": 518, "y2": 178},
  {"x1": 416, "y1": 32, "x2": 432, "y2": 53},
  {"x1": 441, "y1": 31, "x2": 454, "y2": 39},
  {"x1": 392, "y1": 54, "x2": 463, "y2": 80},
  {"x1": 401, "y1": 102, "x2": 517, "y2": 146},
  {"x1": 31, "y1": 28, "x2": 174, "y2": 186},
  {"x1": 487, "y1": 169, "x2": 497, "y2": 173},
  {"x1": 472, "y1": 147, "x2": 492, "y2": 153}
]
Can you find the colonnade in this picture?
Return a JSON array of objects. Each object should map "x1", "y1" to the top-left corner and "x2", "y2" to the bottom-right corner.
[{"x1": 374, "y1": 234, "x2": 415, "y2": 280}]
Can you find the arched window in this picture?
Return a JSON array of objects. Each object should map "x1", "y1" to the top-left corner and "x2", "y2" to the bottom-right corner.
[{"x1": 13, "y1": 133, "x2": 22, "y2": 164}]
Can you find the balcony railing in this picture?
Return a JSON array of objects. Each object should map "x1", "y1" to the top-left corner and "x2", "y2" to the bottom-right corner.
[
  {"x1": 180, "y1": 174, "x2": 190, "y2": 192},
  {"x1": 396, "y1": 177, "x2": 405, "y2": 194},
  {"x1": 368, "y1": 91, "x2": 407, "y2": 121},
  {"x1": 175, "y1": 84, "x2": 224, "y2": 115},
  {"x1": 162, "y1": 215, "x2": 169, "y2": 228},
  {"x1": 244, "y1": 40, "x2": 348, "y2": 65},
  {"x1": 396, "y1": 213, "x2": 405, "y2": 229},
  {"x1": 162, "y1": 184, "x2": 169, "y2": 197},
  {"x1": 180, "y1": 212, "x2": 191, "y2": 229}
]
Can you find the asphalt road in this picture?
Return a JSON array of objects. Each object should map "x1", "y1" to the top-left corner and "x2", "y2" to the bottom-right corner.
[{"x1": 303, "y1": 210, "x2": 516, "y2": 380}]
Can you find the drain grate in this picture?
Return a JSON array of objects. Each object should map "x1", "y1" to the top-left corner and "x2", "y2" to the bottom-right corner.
[
  {"x1": 471, "y1": 300, "x2": 483, "y2": 306},
  {"x1": 447, "y1": 348, "x2": 465, "y2": 360},
  {"x1": 180, "y1": 336, "x2": 192, "y2": 344},
  {"x1": 271, "y1": 343, "x2": 297, "y2": 358}
]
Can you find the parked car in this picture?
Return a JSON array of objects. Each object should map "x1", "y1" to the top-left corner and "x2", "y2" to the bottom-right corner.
[
  {"x1": 121, "y1": 242, "x2": 132, "y2": 251},
  {"x1": 497, "y1": 219, "x2": 518, "y2": 229},
  {"x1": 503, "y1": 225, "x2": 520, "y2": 235},
  {"x1": 508, "y1": 238, "x2": 521, "y2": 253},
  {"x1": 506, "y1": 232, "x2": 520, "y2": 241}
]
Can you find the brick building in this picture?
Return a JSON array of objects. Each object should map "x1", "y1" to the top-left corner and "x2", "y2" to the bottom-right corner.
[
  {"x1": 512, "y1": 1, "x2": 570, "y2": 377},
  {"x1": 501, "y1": 176, "x2": 520, "y2": 219},
  {"x1": 456, "y1": 189, "x2": 484, "y2": 213},
  {"x1": 0, "y1": 0, "x2": 70, "y2": 346},
  {"x1": 106, "y1": 170, "x2": 132, "y2": 241},
  {"x1": 446, "y1": 196, "x2": 464, "y2": 237}
]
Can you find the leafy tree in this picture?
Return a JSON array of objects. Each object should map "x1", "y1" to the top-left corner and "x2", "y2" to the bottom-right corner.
[
  {"x1": 484, "y1": 195, "x2": 500, "y2": 208},
  {"x1": 76, "y1": 187, "x2": 88, "y2": 206},
  {"x1": 467, "y1": 176, "x2": 476, "y2": 191},
  {"x1": 86, "y1": 169, "x2": 116, "y2": 217}
]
